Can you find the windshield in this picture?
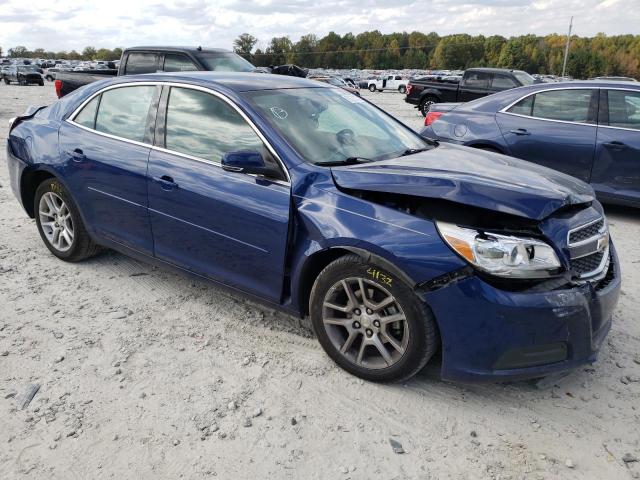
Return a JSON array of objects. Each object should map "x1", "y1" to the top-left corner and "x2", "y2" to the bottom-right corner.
[
  {"x1": 513, "y1": 71, "x2": 535, "y2": 86},
  {"x1": 242, "y1": 87, "x2": 432, "y2": 165},
  {"x1": 196, "y1": 52, "x2": 255, "y2": 72}
]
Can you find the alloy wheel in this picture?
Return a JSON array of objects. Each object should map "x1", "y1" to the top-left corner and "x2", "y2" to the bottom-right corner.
[
  {"x1": 322, "y1": 277, "x2": 409, "y2": 369},
  {"x1": 39, "y1": 192, "x2": 74, "y2": 252}
]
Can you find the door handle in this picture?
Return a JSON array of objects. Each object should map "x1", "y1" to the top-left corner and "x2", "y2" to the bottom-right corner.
[
  {"x1": 155, "y1": 175, "x2": 178, "y2": 191},
  {"x1": 68, "y1": 148, "x2": 86, "y2": 162},
  {"x1": 603, "y1": 141, "x2": 626, "y2": 150},
  {"x1": 509, "y1": 128, "x2": 531, "y2": 136}
]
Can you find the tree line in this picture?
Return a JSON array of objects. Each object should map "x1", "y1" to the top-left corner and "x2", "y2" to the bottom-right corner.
[
  {"x1": 234, "y1": 31, "x2": 640, "y2": 79},
  {"x1": 3, "y1": 31, "x2": 639, "y2": 79},
  {"x1": 1, "y1": 46, "x2": 123, "y2": 62}
]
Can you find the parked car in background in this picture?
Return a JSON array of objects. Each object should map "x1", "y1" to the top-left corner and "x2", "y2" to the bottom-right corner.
[
  {"x1": 2, "y1": 65, "x2": 44, "y2": 86},
  {"x1": 367, "y1": 75, "x2": 407, "y2": 93},
  {"x1": 421, "y1": 81, "x2": 640, "y2": 207},
  {"x1": 308, "y1": 75, "x2": 360, "y2": 95},
  {"x1": 54, "y1": 46, "x2": 309, "y2": 98},
  {"x1": 8, "y1": 72, "x2": 619, "y2": 384},
  {"x1": 406, "y1": 68, "x2": 536, "y2": 116}
]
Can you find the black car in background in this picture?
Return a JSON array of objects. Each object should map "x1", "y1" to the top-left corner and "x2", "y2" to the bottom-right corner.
[
  {"x1": 2, "y1": 65, "x2": 44, "y2": 86},
  {"x1": 405, "y1": 68, "x2": 536, "y2": 116}
]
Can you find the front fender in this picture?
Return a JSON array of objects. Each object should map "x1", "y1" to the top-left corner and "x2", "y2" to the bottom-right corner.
[{"x1": 288, "y1": 177, "x2": 466, "y2": 314}]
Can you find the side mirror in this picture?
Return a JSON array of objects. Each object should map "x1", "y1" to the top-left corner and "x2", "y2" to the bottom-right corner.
[{"x1": 221, "y1": 150, "x2": 282, "y2": 179}]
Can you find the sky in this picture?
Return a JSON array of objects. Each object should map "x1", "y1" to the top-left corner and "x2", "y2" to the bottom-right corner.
[{"x1": 0, "y1": 0, "x2": 638, "y2": 53}]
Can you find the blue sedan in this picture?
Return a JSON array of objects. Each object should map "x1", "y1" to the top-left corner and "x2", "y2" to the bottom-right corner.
[
  {"x1": 7, "y1": 72, "x2": 620, "y2": 383},
  {"x1": 421, "y1": 81, "x2": 640, "y2": 207}
]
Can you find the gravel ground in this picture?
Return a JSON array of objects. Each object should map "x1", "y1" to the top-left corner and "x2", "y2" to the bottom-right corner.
[{"x1": 1, "y1": 82, "x2": 639, "y2": 480}]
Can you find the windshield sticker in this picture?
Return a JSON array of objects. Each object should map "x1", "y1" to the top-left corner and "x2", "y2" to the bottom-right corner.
[{"x1": 269, "y1": 107, "x2": 288, "y2": 119}]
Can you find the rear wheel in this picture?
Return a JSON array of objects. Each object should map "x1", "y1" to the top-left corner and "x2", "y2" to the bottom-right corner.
[
  {"x1": 38, "y1": 80, "x2": 44, "y2": 86},
  {"x1": 3, "y1": 78, "x2": 9, "y2": 85},
  {"x1": 34, "y1": 179, "x2": 100, "y2": 262},
  {"x1": 419, "y1": 95, "x2": 439, "y2": 117},
  {"x1": 398, "y1": 85, "x2": 406, "y2": 94},
  {"x1": 310, "y1": 254, "x2": 438, "y2": 382}
]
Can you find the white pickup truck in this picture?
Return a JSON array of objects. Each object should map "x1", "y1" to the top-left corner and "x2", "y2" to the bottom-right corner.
[{"x1": 367, "y1": 75, "x2": 408, "y2": 93}]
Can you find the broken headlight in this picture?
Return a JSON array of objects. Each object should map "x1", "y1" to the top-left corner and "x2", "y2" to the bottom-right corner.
[{"x1": 436, "y1": 221, "x2": 561, "y2": 278}]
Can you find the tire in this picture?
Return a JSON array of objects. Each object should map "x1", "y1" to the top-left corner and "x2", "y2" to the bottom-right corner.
[
  {"x1": 368, "y1": 84, "x2": 376, "y2": 92},
  {"x1": 3, "y1": 78, "x2": 9, "y2": 85},
  {"x1": 310, "y1": 254, "x2": 438, "y2": 382},
  {"x1": 398, "y1": 85, "x2": 406, "y2": 94},
  {"x1": 419, "y1": 95, "x2": 439, "y2": 117},
  {"x1": 34, "y1": 178, "x2": 101, "y2": 262},
  {"x1": 39, "y1": 80, "x2": 44, "y2": 86},
  {"x1": 46, "y1": 75, "x2": 53, "y2": 82}
]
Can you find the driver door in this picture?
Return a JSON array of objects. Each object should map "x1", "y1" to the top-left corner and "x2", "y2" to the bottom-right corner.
[{"x1": 147, "y1": 86, "x2": 291, "y2": 301}]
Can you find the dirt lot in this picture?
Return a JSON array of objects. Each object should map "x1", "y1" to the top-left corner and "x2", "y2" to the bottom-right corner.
[{"x1": 1, "y1": 83, "x2": 639, "y2": 480}]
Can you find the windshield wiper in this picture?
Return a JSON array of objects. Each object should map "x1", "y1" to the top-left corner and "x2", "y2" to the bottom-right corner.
[
  {"x1": 399, "y1": 147, "x2": 431, "y2": 157},
  {"x1": 315, "y1": 157, "x2": 374, "y2": 166}
]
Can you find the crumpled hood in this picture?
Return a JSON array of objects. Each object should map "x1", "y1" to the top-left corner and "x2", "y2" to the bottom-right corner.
[{"x1": 331, "y1": 144, "x2": 595, "y2": 220}]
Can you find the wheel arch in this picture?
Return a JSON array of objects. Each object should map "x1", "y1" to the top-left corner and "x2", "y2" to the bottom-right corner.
[
  {"x1": 20, "y1": 167, "x2": 57, "y2": 218},
  {"x1": 466, "y1": 141, "x2": 506, "y2": 154},
  {"x1": 294, "y1": 245, "x2": 416, "y2": 317}
]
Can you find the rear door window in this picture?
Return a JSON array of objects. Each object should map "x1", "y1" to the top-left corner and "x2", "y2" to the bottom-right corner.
[
  {"x1": 94, "y1": 86, "x2": 156, "y2": 142},
  {"x1": 607, "y1": 90, "x2": 640, "y2": 130},
  {"x1": 531, "y1": 89, "x2": 595, "y2": 123},
  {"x1": 124, "y1": 53, "x2": 160, "y2": 74}
]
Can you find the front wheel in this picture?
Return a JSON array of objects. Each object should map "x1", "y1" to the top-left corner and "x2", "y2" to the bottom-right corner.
[
  {"x1": 3, "y1": 77, "x2": 9, "y2": 85},
  {"x1": 310, "y1": 254, "x2": 438, "y2": 382},
  {"x1": 34, "y1": 178, "x2": 101, "y2": 262},
  {"x1": 368, "y1": 84, "x2": 376, "y2": 92}
]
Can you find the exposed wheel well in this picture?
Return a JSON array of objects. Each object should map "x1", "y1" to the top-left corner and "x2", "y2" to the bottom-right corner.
[
  {"x1": 470, "y1": 144, "x2": 503, "y2": 154},
  {"x1": 297, "y1": 248, "x2": 353, "y2": 317},
  {"x1": 21, "y1": 169, "x2": 55, "y2": 218}
]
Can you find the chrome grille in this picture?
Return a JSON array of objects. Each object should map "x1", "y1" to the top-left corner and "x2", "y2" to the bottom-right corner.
[
  {"x1": 572, "y1": 251, "x2": 605, "y2": 276},
  {"x1": 567, "y1": 217, "x2": 609, "y2": 280},
  {"x1": 569, "y1": 219, "x2": 604, "y2": 244}
]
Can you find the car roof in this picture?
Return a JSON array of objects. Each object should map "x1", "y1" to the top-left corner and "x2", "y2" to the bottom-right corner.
[
  {"x1": 109, "y1": 71, "x2": 332, "y2": 92},
  {"x1": 454, "y1": 79, "x2": 640, "y2": 113},
  {"x1": 125, "y1": 46, "x2": 232, "y2": 54},
  {"x1": 465, "y1": 67, "x2": 527, "y2": 74}
]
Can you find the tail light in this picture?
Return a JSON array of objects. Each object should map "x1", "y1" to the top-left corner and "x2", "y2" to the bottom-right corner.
[
  {"x1": 54, "y1": 79, "x2": 62, "y2": 98},
  {"x1": 406, "y1": 84, "x2": 413, "y2": 96},
  {"x1": 424, "y1": 111, "x2": 443, "y2": 127}
]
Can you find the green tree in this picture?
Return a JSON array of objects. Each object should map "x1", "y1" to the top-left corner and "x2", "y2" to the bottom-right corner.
[
  {"x1": 82, "y1": 46, "x2": 97, "y2": 60},
  {"x1": 8, "y1": 46, "x2": 29, "y2": 58},
  {"x1": 233, "y1": 33, "x2": 258, "y2": 61}
]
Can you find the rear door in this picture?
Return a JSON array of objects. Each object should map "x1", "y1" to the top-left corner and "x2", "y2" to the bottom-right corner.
[
  {"x1": 592, "y1": 88, "x2": 640, "y2": 203},
  {"x1": 147, "y1": 85, "x2": 291, "y2": 301},
  {"x1": 458, "y1": 71, "x2": 491, "y2": 102},
  {"x1": 495, "y1": 88, "x2": 599, "y2": 182},
  {"x1": 59, "y1": 84, "x2": 160, "y2": 254}
]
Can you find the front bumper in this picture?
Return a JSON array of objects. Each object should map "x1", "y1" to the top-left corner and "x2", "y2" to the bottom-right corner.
[{"x1": 424, "y1": 244, "x2": 621, "y2": 383}]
